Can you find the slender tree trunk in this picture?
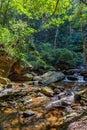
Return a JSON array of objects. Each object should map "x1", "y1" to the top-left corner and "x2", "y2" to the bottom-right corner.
[
  {"x1": 54, "y1": 27, "x2": 59, "y2": 48},
  {"x1": 79, "y1": 5, "x2": 87, "y2": 68},
  {"x1": 69, "y1": 22, "x2": 72, "y2": 37},
  {"x1": 2, "y1": 0, "x2": 10, "y2": 26}
]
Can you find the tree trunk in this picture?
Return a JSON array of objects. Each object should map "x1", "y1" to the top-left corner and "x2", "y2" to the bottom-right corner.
[
  {"x1": 69, "y1": 22, "x2": 72, "y2": 37},
  {"x1": 79, "y1": 3, "x2": 87, "y2": 68},
  {"x1": 2, "y1": 0, "x2": 10, "y2": 26},
  {"x1": 54, "y1": 27, "x2": 59, "y2": 48}
]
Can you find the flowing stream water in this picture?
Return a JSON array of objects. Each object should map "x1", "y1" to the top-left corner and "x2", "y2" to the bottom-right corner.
[{"x1": 63, "y1": 73, "x2": 85, "y2": 83}]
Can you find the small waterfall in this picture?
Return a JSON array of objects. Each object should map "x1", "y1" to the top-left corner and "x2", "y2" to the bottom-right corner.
[
  {"x1": 74, "y1": 73, "x2": 85, "y2": 83},
  {"x1": 63, "y1": 72, "x2": 85, "y2": 83},
  {"x1": 77, "y1": 75, "x2": 85, "y2": 82},
  {"x1": 63, "y1": 76, "x2": 71, "y2": 82}
]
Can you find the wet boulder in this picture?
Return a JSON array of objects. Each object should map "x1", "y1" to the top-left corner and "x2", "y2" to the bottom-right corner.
[{"x1": 40, "y1": 71, "x2": 65, "y2": 85}]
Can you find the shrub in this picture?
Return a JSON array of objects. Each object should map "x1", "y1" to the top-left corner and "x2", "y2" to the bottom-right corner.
[
  {"x1": 54, "y1": 48, "x2": 78, "y2": 69},
  {"x1": 26, "y1": 49, "x2": 48, "y2": 71},
  {"x1": 36, "y1": 43, "x2": 83, "y2": 69},
  {"x1": 30, "y1": 58, "x2": 48, "y2": 71}
]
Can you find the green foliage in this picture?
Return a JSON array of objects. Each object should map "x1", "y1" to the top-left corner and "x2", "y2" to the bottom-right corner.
[
  {"x1": 30, "y1": 58, "x2": 47, "y2": 70},
  {"x1": 37, "y1": 43, "x2": 54, "y2": 65},
  {"x1": 0, "y1": 26, "x2": 14, "y2": 44},
  {"x1": 54, "y1": 48, "x2": 78, "y2": 69},
  {"x1": 0, "y1": 0, "x2": 87, "y2": 70},
  {"x1": 37, "y1": 43, "x2": 83, "y2": 69},
  {"x1": 27, "y1": 50, "x2": 48, "y2": 70}
]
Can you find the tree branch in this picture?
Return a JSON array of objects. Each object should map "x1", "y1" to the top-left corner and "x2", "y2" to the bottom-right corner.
[{"x1": 43, "y1": 0, "x2": 60, "y2": 21}]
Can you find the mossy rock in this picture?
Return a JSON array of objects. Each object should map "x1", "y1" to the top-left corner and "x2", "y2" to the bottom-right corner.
[
  {"x1": 41, "y1": 87, "x2": 54, "y2": 96},
  {"x1": 0, "y1": 77, "x2": 11, "y2": 84}
]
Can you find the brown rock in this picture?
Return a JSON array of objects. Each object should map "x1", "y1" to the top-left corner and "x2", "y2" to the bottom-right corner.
[
  {"x1": 67, "y1": 116, "x2": 87, "y2": 130},
  {"x1": 0, "y1": 77, "x2": 10, "y2": 84},
  {"x1": 0, "y1": 49, "x2": 13, "y2": 77},
  {"x1": 33, "y1": 76, "x2": 42, "y2": 81},
  {"x1": 49, "y1": 83, "x2": 56, "y2": 89},
  {"x1": 21, "y1": 73, "x2": 33, "y2": 81},
  {"x1": 80, "y1": 70, "x2": 87, "y2": 76},
  {"x1": 10, "y1": 60, "x2": 33, "y2": 75},
  {"x1": 9, "y1": 60, "x2": 33, "y2": 81},
  {"x1": 41, "y1": 87, "x2": 54, "y2": 96},
  {"x1": 9, "y1": 73, "x2": 33, "y2": 81}
]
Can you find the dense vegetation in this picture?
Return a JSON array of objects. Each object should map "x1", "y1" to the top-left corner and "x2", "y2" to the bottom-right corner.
[{"x1": 0, "y1": 0, "x2": 87, "y2": 70}]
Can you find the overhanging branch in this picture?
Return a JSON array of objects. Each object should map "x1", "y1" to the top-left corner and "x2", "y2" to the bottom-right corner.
[
  {"x1": 43, "y1": 0, "x2": 60, "y2": 21},
  {"x1": 47, "y1": 0, "x2": 60, "y2": 19}
]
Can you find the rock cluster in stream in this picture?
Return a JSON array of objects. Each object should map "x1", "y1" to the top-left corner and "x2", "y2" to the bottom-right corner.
[{"x1": 0, "y1": 81, "x2": 87, "y2": 130}]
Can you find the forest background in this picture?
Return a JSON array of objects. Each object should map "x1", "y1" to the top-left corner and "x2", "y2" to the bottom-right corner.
[{"x1": 0, "y1": 0, "x2": 87, "y2": 72}]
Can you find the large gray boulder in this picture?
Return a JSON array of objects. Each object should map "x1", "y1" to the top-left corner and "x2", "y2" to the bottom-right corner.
[{"x1": 40, "y1": 71, "x2": 65, "y2": 85}]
